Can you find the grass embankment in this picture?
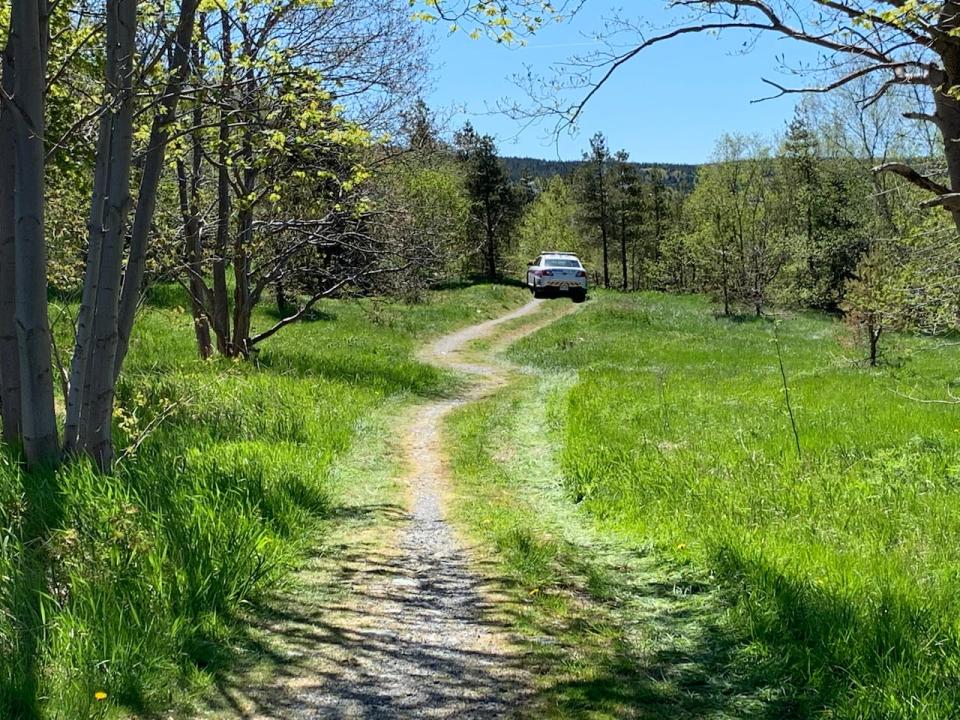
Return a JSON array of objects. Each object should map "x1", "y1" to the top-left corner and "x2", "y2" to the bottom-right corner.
[
  {"x1": 0, "y1": 282, "x2": 528, "y2": 719},
  {"x1": 450, "y1": 291, "x2": 960, "y2": 719}
]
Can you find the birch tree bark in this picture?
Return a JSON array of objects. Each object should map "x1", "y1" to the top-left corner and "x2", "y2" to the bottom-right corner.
[
  {"x1": 0, "y1": 39, "x2": 22, "y2": 446},
  {"x1": 79, "y1": 0, "x2": 137, "y2": 469},
  {"x1": 11, "y1": 0, "x2": 59, "y2": 464}
]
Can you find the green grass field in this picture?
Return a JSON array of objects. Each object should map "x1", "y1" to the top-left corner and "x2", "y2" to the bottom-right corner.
[
  {"x1": 501, "y1": 291, "x2": 960, "y2": 719},
  {"x1": 0, "y1": 283, "x2": 528, "y2": 719},
  {"x1": 7, "y1": 284, "x2": 960, "y2": 718}
]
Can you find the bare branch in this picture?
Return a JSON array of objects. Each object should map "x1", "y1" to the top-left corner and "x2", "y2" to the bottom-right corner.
[
  {"x1": 752, "y1": 61, "x2": 932, "y2": 103},
  {"x1": 919, "y1": 193, "x2": 960, "y2": 212},
  {"x1": 247, "y1": 265, "x2": 406, "y2": 348},
  {"x1": 874, "y1": 162, "x2": 953, "y2": 196}
]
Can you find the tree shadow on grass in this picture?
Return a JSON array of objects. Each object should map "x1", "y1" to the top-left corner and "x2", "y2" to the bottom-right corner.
[
  {"x1": 199, "y1": 501, "x2": 537, "y2": 719},
  {"x1": 707, "y1": 544, "x2": 960, "y2": 718},
  {"x1": 715, "y1": 312, "x2": 773, "y2": 325},
  {"x1": 252, "y1": 349, "x2": 457, "y2": 399},
  {"x1": 1, "y1": 463, "x2": 64, "y2": 720},
  {"x1": 260, "y1": 305, "x2": 337, "y2": 323},
  {"x1": 197, "y1": 507, "x2": 808, "y2": 720},
  {"x1": 496, "y1": 536, "x2": 810, "y2": 719}
]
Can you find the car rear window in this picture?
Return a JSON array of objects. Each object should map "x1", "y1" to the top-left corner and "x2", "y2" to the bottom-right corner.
[{"x1": 544, "y1": 258, "x2": 580, "y2": 268}]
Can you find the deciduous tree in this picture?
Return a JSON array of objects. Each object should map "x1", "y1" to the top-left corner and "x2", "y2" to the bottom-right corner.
[{"x1": 1, "y1": 0, "x2": 199, "y2": 468}]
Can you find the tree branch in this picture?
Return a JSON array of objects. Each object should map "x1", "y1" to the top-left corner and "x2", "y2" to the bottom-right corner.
[
  {"x1": 874, "y1": 162, "x2": 952, "y2": 196},
  {"x1": 247, "y1": 265, "x2": 405, "y2": 348}
]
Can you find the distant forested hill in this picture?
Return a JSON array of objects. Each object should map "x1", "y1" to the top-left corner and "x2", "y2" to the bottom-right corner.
[{"x1": 503, "y1": 156, "x2": 699, "y2": 193}]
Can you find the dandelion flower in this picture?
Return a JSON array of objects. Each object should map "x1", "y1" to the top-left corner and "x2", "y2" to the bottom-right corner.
[{"x1": 94, "y1": 691, "x2": 107, "y2": 701}]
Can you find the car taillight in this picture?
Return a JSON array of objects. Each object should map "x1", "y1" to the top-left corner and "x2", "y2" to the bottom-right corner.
[
  {"x1": 535, "y1": 269, "x2": 553, "y2": 277},
  {"x1": 576, "y1": 270, "x2": 586, "y2": 278}
]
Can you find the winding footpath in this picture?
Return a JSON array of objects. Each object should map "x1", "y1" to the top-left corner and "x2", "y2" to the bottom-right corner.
[
  {"x1": 302, "y1": 299, "x2": 552, "y2": 718},
  {"x1": 207, "y1": 299, "x2": 572, "y2": 719}
]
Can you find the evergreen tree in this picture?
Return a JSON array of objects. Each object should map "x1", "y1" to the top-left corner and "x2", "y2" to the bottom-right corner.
[
  {"x1": 780, "y1": 113, "x2": 867, "y2": 310},
  {"x1": 611, "y1": 150, "x2": 643, "y2": 291},
  {"x1": 581, "y1": 132, "x2": 612, "y2": 288},
  {"x1": 454, "y1": 123, "x2": 516, "y2": 279}
]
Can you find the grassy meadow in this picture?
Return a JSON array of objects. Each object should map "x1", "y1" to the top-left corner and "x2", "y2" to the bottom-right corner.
[
  {"x1": 451, "y1": 291, "x2": 960, "y2": 719},
  {"x1": 0, "y1": 282, "x2": 528, "y2": 719}
]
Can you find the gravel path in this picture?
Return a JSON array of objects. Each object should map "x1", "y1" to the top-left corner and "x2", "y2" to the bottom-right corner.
[{"x1": 280, "y1": 299, "x2": 555, "y2": 719}]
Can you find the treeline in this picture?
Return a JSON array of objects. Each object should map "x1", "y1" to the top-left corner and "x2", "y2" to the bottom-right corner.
[
  {"x1": 502, "y1": 156, "x2": 698, "y2": 192},
  {"x1": 354, "y1": 100, "x2": 956, "y2": 375},
  {"x1": 463, "y1": 87, "x2": 956, "y2": 367}
]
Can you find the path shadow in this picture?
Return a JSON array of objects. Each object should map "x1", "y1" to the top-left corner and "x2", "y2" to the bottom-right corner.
[{"x1": 203, "y1": 508, "x2": 530, "y2": 719}]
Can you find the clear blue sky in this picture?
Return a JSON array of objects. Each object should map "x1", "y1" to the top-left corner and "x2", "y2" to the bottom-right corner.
[{"x1": 425, "y1": 3, "x2": 822, "y2": 163}]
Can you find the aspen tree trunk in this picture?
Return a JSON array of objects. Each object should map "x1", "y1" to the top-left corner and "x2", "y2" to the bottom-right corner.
[
  {"x1": 12, "y1": 0, "x2": 59, "y2": 465},
  {"x1": 212, "y1": 9, "x2": 233, "y2": 355},
  {"x1": 232, "y1": 63, "x2": 257, "y2": 356},
  {"x1": 63, "y1": 112, "x2": 110, "y2": 453},
  {"x1": 177, "y1": 159, "x2": 213, "y2": 359},
  {"x1": 81, "y1": 0, "x2": 137, "y2": 469},
  {"x1": 115, "y1": 0, "x2": 200, "y2": 376},
  {"x1": 233, "y1": 206, "x2": 254, "y2": 356},
  {"x1": 180, "y1": 15, "x2": 213, "y2": 360},
  {"x1": 0, "y1": 41, "x2": 22, "y2": 446}
]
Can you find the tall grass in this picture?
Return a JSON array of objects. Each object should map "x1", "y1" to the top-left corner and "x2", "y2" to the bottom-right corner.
[
  {"x1": 0, "y1": 282, "x2": 527, "y2": 718},
  {"x1": 509, "y1": 291, "x2": 960, "y2": 719}
]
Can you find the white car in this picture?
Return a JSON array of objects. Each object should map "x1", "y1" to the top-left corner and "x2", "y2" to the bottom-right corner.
[{"x1": 526, "y1": 252, "x2": 588, "y2": 301}]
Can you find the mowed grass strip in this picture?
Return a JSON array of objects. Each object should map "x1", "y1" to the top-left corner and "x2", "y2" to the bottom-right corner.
[
  {"x1": 0, "y1": 283, "x2": 528, "y2": 719},
  {"x1": 505, "y1": 291, "x2": 960, "y2": 719},
  {"x1": 447, "y1": 375, "x2": 795, "y2": 719}
]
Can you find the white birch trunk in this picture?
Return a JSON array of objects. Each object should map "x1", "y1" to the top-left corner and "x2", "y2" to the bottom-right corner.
[
  {"x1": 0, "y1": 41, "x2": 22, "y2": 446},
  {"x1": 11, "y1": 0, "x2": 59, "y2": 464},
  {"x1": 74, "y1": 0, "x2": 137, "y2": 469}
]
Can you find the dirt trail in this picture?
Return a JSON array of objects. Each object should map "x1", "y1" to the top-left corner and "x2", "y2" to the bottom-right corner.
[{"x1": 224, "y1": 298, "x2": 571, "y2": 719}]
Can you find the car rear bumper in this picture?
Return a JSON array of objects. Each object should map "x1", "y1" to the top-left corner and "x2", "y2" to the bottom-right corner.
[{"x1": 534, "y1": 279, "x2": 587, "y2": 292}]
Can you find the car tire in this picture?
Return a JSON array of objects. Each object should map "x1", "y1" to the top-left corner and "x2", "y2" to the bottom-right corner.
[
  {"x1": 572, "y1": 290, "x2": 586, "y2": 303},
  {"x1": 532, "y1": 286, "x2": 543, "y2": 299}
]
